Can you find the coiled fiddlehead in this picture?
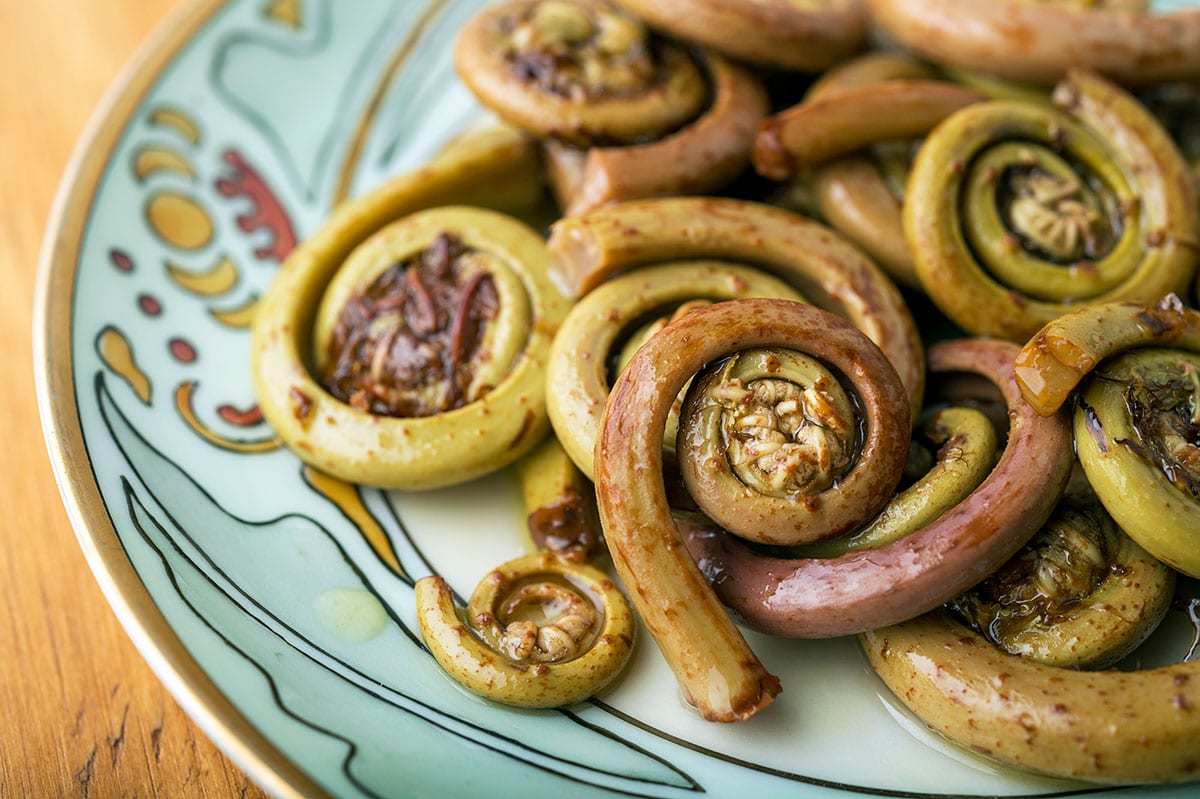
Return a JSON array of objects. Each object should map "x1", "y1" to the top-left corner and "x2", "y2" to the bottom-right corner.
[
  {"x1": 947, "y1": 492, "x2": 1175, "y2": 669},
  {"x1": 1015, "y1": 295, "x2": 1200, "y2": 577},
  {"x1": 676, "y1": 345, "x2": 909, "y2": 546},
  {"x1": 416, "y1": 553, "x2": 634, "y2": 707},
  {"x1": 594, "y1": 298, "x2": 913, "y2": 720},
  {"x1": 679, "y1": 339, "x2": 1074, "y2": 638},
  {"x1": 455, "y1": 0, "x2": 708, "y2": 146},
  {"x1": 905, "y1": 69, "x2": 1199, "y2": 342},
  {"x1": 253, "y1": 205, "x2": 569, "y2": 490},
  {"x1": 546, "y1": 260, "x2": 804, "y2": 480}
]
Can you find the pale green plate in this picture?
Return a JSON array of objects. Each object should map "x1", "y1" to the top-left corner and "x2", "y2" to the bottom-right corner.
[{"x1": 35, "y1": 0, "x2": 1200, "y2": 797}]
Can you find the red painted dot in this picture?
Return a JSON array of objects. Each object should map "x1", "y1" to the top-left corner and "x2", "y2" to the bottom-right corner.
[
  {"x1": 168, "y1": 337, "x2": 197, "y2": 363},
  {"x1": 138, "y1": 294, "x2": 162, "y2": 316},
  {"x1": 110, "y1": 249, "x2": 135, "y2": 272},
  {"x1": 218, "y1": 404, "x2": 263, "y2": 426}
]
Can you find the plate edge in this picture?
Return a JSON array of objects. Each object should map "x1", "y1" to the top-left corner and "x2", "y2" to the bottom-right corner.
[{"x1": 31, "y1": 1, "x2": 330, "y2": 797}]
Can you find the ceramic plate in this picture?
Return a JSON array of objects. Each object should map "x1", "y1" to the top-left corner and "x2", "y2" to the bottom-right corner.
[{"x1": 35, "y1": 1, "x2": 1200, "y2": 797}]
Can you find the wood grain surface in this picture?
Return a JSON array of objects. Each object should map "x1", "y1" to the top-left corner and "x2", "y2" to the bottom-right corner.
[{"x1": 1, "y1": 1, "x2": 273, "y2": 796}]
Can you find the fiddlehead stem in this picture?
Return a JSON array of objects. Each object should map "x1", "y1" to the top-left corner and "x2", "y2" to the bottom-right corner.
[
  {"x1": 753, "y1": 79, "x2": 984, "y2": 182},
  {"x1": 862, "y1": 603, "x2": 1199, "y2": 783},
  {"x1": 609, "y1": 0, "x2": 866, "y2": 72},
  {"x1": 866, "y1": 0, "x2": 1200, "y2": 87}
]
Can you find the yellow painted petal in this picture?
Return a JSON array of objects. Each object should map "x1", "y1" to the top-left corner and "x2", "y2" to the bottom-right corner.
[
  {"x1": 98, "y1": 326, "x2": 151, "y2": 404},
  {"x1": 303, "y1": 466, "x2": 405, "y2": 577},
  {"x1": 265, "y1": 0, "x2": 303, "y2": 29},
  {"x1": 167, "y1": 256, "x2": 238, "y2": 296},
  {"x1": 210, "y1": 295, "x2": 260, "y2": 329},
  {"x1": 147, "y1": 106, "x2": 202, "y2": 145},
  {"x1": 133, "y1": 146, "x2": 196, "y2": 182}
]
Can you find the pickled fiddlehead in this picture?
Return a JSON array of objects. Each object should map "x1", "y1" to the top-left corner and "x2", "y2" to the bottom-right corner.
[
  {"x1": 676, "y1": 346, "x2": 909, "y2": 546},
  {"x1": 862, "y1": 605, "x2": 1200, "y2": 784},
  {"x1": 542, "y1": 50, "x2": 768, "y2": 215},
  {"x1": 595, "y1": 299, "x2": 910, "y2": 720},
  {"x1": 1075, "y1": 350, "x2": 1200, "y2": 578},
  {"x1": 546, "y1": 261, "x2": 803, "y2": 480},
  {"x1": 680, "y1": 339, "x2": 1073, "y2": 637},
  {"x1": 416, "y1": 553, "x2": 634, "y2": 707},
  {"x1": 457, "y1": 0, "x2": 771, "y2": 216},
  {"x1": 905, "y1": 69, "x2": 1199, "y2": 342},
  {"x1": 253, "y1": 206, "x2": 569, "y2": 490},
  {"x1": 456, "y1": 0, "x2": 707, "y2": 146},
  {"x1": 948, "y1": 493, "x2": 1175, "y2": 669},
  {"x1": 1015, "y1": 296, "x2": 1200, "y2": 576}
]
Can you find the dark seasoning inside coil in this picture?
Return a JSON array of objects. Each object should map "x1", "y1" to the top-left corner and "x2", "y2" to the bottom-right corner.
[{"x1": 321, "y1": 233, "x2": 500, "y2": 418}]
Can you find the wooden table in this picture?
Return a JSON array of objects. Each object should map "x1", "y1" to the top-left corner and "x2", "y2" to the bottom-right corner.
[{"x1": 2, "y1": 2, "x2": 271, "y2": 796}]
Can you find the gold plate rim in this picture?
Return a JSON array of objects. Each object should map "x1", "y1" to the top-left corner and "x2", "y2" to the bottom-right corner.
[{"x1": 32, "y1": 1, "x2": 328, "y2": 796}]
